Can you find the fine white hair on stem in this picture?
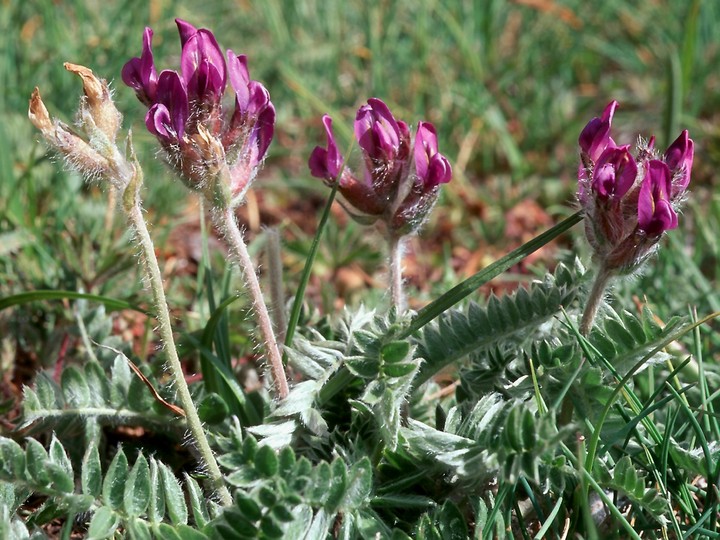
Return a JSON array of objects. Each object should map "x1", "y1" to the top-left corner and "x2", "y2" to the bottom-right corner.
[{"x1": 212, "y1": 205, "x2": 290, "y2": 400}]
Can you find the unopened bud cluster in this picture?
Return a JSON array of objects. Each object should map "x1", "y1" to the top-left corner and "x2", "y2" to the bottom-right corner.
[
  {"x1": 308, "y1": 98, "x2": 452, "y2": 236},
  {"x1": 28, "y1": 64, "x2": 130, "y2": 190},
  {"x1": 577, "y1": 101, "x2": 693, "y2": 273},
  {"x1": 122, "y1": 19, "x2": 275, "y2": 208}
]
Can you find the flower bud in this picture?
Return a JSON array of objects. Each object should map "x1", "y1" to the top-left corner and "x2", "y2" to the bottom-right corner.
[
  {"x1": 663, "y1": 129, "x2": 694, "y2": 196},
  {"x1": 64, "y1": 63, "x2": 122, "y2": 143},
  {"x1": 29, "y1": 87, "x2": 112, "y2": 179}
]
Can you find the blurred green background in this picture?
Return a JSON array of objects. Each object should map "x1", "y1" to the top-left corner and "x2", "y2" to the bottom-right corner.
[{"x1": 2, "y1": 0, "x2": 720, "y2": 363}]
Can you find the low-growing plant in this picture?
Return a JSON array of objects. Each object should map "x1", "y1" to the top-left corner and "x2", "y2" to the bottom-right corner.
[{"x1": 2, "y1": 14, "x2": 718, "y2": 540}]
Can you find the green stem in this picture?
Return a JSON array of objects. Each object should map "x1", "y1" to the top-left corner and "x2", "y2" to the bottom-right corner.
[
  {"x1": 214, "y1": 206, "x2": 289, "y2": 400},
  {"x1": 319, "y1": 211, "x2": 584, "y2": 406},
  {"x1": 285, "y1": 182, "x2": 338, "y2": 348},
  {"x1": 561, "y1": 265, "x2": 613, "y2": 424},
  {"x1": 127, "y1": 201, "x2": 232, "y2": 507}
]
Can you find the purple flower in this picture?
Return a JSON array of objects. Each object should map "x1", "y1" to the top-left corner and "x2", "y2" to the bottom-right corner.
[
  {"x1": 177, "y1": 21, "x2": 226, "y2": 104},
  {"x1": 123, "y1": 20, "x2": 275, "y2": 206},
  {"x1": 308, "y1": 115, "x2": 343, "y2": 180},
  {"x1": 591, "y1": 145, "x2": 637, "y2": 201},
  {"x1": 663, "y1": 129, "x2": 694, "y2": 196},
  {"x1": 577, "y1": 100, "x2": 692, "y2": 272},
  {"x1": 354, "y1": 98, "x2": 402, "y2": 162},
  {"x1": 637, "y1": 160, "x2": 678, "y2": 236},
  {"x1": 579, "y1": 100, "x2": 617, "y2": 163},
  {"x1": 145, "y1": 71, "x2": 188, "y2": 141},
  {"x1": 309, "y1": 99, "x2": 451, "y2": 234},
  {"x1": 414, "y1": 122, "x2": 452, "y2": 188},
  {"x1": 121, "y1": 28, "x2": 158, "y2": 106}
]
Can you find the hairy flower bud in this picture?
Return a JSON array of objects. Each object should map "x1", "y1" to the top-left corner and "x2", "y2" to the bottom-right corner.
[
  {"x1": 28, "y1": 87, "x2": 113, "y2": 180},
  {"x1": 64, "y1": 63, "x2": 122, "y2": 143}
]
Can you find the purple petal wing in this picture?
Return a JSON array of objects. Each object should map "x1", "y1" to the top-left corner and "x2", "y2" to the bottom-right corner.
[
  {"x1": 121, "y1": 27, "x2": 158, "y2": 103},
  {"x1": 175, "y1": 18, "x2": 198, "y2": 47},
  {"x1": 638, "y1": 160, "x2": 677, "y2": 235},
  {"x1": 579, "y1": 100, "x2": 617, "y2": 162}
]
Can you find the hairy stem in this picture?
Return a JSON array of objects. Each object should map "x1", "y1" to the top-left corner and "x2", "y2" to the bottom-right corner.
[
  {"x1": 128, "y1": 202, "x2": 232, "y2": 507},
  {"x1": 214, "y1": 206, "x2": 289, "y2": 400},
  {"x1": 579, "y1": 265, "x2": 613, "y2": 336},
  {"x1": 389, "y1": 235, "x2": 407, "y2": 313},
  {"x1": 561, "y1": 265, "x2": 614, "y2": 425}
]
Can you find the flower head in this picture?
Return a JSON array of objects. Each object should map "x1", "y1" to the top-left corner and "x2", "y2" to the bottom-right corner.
[
  {"x1": 578, "y1": 101, "x2": 692, "y2": 272},
  {"x1": 309, "y1": 98, "x2": 451, "y2": 235},
  {"x1": 123, "y1": 20, "x2": 275, "y2": 207}
]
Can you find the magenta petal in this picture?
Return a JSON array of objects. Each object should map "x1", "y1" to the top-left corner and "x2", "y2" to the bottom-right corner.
[
  {"x1": 188, "y1": 59, "x2": 225, "y2": 101},
  {"x1": 579, "y1": 100, "x2": 618, "y2": 162},
  {"x1": 638, "y1": 160, "x2": 677, "y2": 235},
  {"x1": 121, "y1": 58, "x2": 143, "y2": 91},
  {"x1": 180, "y1": 29, "x2": 227, "y2": 98},
  {"x1": 247, "y1": 81, "x2": 270, "y2": 117},
  {"x1": 227, "y1": 51, "x2": 250, "y2": 109},
  {"x1": 664, "y1": 130, "x2": 694, "y2": 195},
  {"x1": 354, "y1": 106, "x2": 374, "y2": 152},
  {"x1": 427, "y1": 154, "x2": 452, "y2": 186},
  {"x1": 308, "y1": 147, "x2": 330, "y2": 179},
  {"x1": 414, "y1": 122, "x2": 451, "y2": 188},
  {"x1": 155, "y1": 70, "x2": 188, "y2": 138},
  {"x1": 146, "y1": 103, "x2": 173, "y2": 139},
  {"x1": 250, "y1": 102, "x2": 275, "y2": 166},
  {"x1": 592, "y1": 146, "x2": 637, "y2": 200},
  {"x1": 367, "y1": 98, "x2": 399, "y2": 134},
  {"x1": 414, "y1": 122, "x2": 438, "y2": 180},
  {"x1": 308, "y1": 115, "x2": 343, "y2": 180},
  {"x1": 122, "y1": 27, "x2": 158, "y2": 103},
  {"x1": 354, "y1": 98, "x2": 401, "y2": 161},
  {"x1": 322, "y1": 115, "x2": 342, "y2": 178},
  {"x1": 175, "y1": 18, "x2": 198, "y2": 47}
]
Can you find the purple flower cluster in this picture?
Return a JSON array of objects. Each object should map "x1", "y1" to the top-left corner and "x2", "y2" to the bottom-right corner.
[
  {"x1": 122, "y1": 20, "x2": 275, "y2": 204},
  {"x1": 578, "y1": 101, "x2": 693, "y2": 271},
  {"x1": 309, "y1": 98, "x2": 451, "y2": 235}
]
